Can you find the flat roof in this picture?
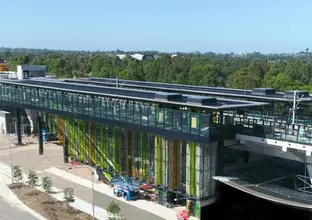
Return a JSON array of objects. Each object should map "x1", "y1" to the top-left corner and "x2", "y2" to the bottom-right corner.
[
  {"x1": 64, "y1": 77, "x2": 312, "y2": 102},
  {"x1": 0, "y1": 78, "x2": 268, "y2": 110}
]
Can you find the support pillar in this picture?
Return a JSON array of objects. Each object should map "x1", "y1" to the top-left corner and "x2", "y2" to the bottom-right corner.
[
  {"x1": 64, "y1": 135, "x2": 69, "y2": 163},
  {"x1": 15, "y1": 108, "x2": 22, "y2": 145},
  {"x1": 140, "y1": 132, "x2": 148, "y2": 181},
  {"x1": 89, "y1": 122, "x2": 96, "y2": 165},
  {"x1": 243, "y1": 151, "x2": 249, "y2": 163},
  {"x1": 162, "y1": 138, "x2": 169, "y2": 187},
  {"x1": 113, "y1": 127, "x2": 120, "y2": 172},
  {"x1": 127, "y1": 130, "x2": 133, "y2": 177},
  {"x1": 216, "y1": 140, "x2": 224, "y2": 175},
  {"x1": 195, "y1": 143, "x2": 202, "y2": 198},
  {"x1": 216, "y1": 111, "x2": 224, "y2": 175},
  {"x1": 172, "y1": 139, "x2": 179, "y2": 190},
  {"x1": 186, "y1": 142, "x2": 196, "y2": 196},
  {"x1": 155, "y1": 135, "x2": 163, "y2": 185},
  {"x1": 58, "y1": 117, "x2": 64, "y2": 146},
  {"x1": 38, "y1": 114, "x2": 43, "y2": 155}
]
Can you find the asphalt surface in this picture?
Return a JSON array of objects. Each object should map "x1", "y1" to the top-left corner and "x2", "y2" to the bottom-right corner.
[{"x1": 0, "y1": 197, "x2": 38, "y2": 220}]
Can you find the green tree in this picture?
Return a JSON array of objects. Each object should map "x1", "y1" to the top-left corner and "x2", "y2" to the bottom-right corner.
[
  {"x1": 4, "y1": 47, "x2": 312, "y2": 93},
  {"x1": 13, "y1": 165, "x2": 23, "y2": 183},
  {"x1": 228, "y1": 68, "x2": 262, "y2": 89},
  {"x1": 42, "y1": 176, "x2": 53, "y2": 193},
  {"x1": 27, "y1": 170, "x2": 39, "y2": 188},
  {"x1": 107, "y1": 200, "x2": 125, "y2": 219},
  {"x1": 63, "y1": 187, "x2": 75, "y2": 211}
]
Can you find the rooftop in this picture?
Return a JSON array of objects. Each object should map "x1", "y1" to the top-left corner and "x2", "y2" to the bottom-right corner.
[
  {"x1": 0, "y1": 77, "x2": 268, "y2": 110},
  {"x1": 64, "y1": 77, "x2": 312, "y2": 102}
]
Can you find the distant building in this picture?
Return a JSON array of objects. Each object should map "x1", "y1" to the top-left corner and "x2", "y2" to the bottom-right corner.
[
  {"x1": 17, "y1": 65, "x2": 47, "y2": 80},
  {"x1": 116, "y1": 53, "x2": 155, "y2": 61}
]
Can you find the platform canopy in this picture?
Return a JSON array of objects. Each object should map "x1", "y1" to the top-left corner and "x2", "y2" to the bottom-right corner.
[
  {"x1": 64, "y1": 77, "x2": 312, "y2": 102},
  {"x1": 0, "y1": 78, "x2": 268, "y2": 110}
]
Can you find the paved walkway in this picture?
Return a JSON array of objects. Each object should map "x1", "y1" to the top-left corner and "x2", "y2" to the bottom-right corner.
[
  {"x1": 45, "y1": 167, "x2": 175, "y2": 220},
  {"x1": 0, "y1": 197, "x2": 39, "y2": 220},
  {"x1": 0, "y1": 136, "x2": 198, "y2": 220},
  {"x1": 45, "y1": 172, "x2": 162, "y2": 220},
  {"x1": 0, "y1": 162, "x2": 109, "y2": 220}
]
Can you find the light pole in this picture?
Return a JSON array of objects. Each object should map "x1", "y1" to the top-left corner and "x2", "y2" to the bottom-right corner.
[
  {"x1": 68, "y1": 165, "x2": 95, "y2": 220},
  {"x1": 4, "y1": 112, "x2": 13, "y2": 184},
  {"x1": 291, "y1": 90, "x2": 304, "y2": 125},
  {"x1": 9, "y1": 127, "x2": 13, "y2": 184}
]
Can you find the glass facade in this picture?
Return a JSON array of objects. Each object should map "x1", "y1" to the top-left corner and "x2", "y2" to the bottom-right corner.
[
  {"x1": 224, "y1": 108, "x2": 312, "y2": 145},
  {"x1": 0, "y1": 84, "x2": 215, "y2": 138},
  {"x1": 48, "y1": 115, "x2": 218, "y2": 202}
]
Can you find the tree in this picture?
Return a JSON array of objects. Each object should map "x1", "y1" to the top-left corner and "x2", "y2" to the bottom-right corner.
[
  {"x1": 63, "y1": 187, "x2": 75, "y2": 211},
  {"x1": 27, "y1": 170, "x2": 39, "y2": 188},
  {"x1": 107, "y1": 200, "x2": 122, "y2": 219},
  {"x1": 13, "y1": 165, "x2": 23, "y2": 183},
  {"x1": 42, "y1": 176, "x2": 53, "y2": 194},
  {"x1": 228, "y1": 68, "x2": 262, "y2": 89},
  {"x1": 3, "y1": 47, "x2": 312, "y2": 93}
]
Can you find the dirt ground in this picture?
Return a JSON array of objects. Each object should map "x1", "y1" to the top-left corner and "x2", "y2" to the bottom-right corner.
[{"x1": 9, "y1": 184, "x2": 93, "y2": 220}]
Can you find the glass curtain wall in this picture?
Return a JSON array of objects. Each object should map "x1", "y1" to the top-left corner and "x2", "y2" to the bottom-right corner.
[{"x1": 48, "y1": 114, "x2": 218, "y2": 200}]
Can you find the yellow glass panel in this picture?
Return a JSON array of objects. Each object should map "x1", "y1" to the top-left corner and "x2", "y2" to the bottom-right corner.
[
  {"x1": 158, "y1": 112, "x2": 164, "y2": 122},
  {"x1": 191, "y1": 117, "x2": 197, "y2": 128}
]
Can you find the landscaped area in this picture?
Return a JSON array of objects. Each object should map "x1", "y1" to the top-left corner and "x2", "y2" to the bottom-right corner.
[
  {"x1": 9, "y1": 183, "x2": 93, "y2": 220},
  {"x1": 7, "y1": 164, "x2": 127, "y2": 220},
  {"x1": 8, "y1": 165, "x2": 93, "y2": 220}
]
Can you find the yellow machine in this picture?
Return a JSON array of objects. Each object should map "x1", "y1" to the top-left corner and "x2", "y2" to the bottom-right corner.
[{"x1": 0, "y1": 63, "x2": 9, "y2": 71}]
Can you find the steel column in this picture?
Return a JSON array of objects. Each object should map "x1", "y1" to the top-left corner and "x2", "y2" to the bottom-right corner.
[
  {"x1": 127, "y1": 130, "x2": 133, "y2": 177},
  {"x1": 64, "y1": 135, "x2": 69, "y2": 163},
  {"x1": 38, "y1": 114, "x2": 43, "y2": 155},
  {"x1": 90, "y1": 122, "x2": 96, "y2": 165},
  {"x1": 172, "y1": 139, "x2": 178, "y2": 190},
  {"x1": 15, "y1": 108, "x2": 22, "y2": 145}
]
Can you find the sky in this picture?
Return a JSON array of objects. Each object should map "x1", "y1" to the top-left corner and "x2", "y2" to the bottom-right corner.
[{"x1": 1, "y1": 0, "x2": 312, "y2": 53}]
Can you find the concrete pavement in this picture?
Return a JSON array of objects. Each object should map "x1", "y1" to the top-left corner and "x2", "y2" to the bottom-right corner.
[
  {"x1": 0, "y1": 197, "x2": 39, "y2": 220},
  {"x1": 46, "y1": 172, "x2": 163, "y2": 220},
  {"x1": 0, "y1": 160, "x2": 163, "y2": 220},
  {"x1": 0, "y1": 162, "x2": 109, "y2": 220},
  {"x1": 0, "y1": 136, "x2": 191, "y2": 220},
  {"x1": 45, "y1": 167, "x2": 179, "y2": 219}
]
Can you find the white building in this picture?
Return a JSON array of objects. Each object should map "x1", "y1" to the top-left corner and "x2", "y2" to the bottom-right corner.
[
  {"x1": 0, "y1": 108, "x2": 30, "y2": 134},
  {"x1": 116, "y1": 54, "x2": 155, "y2": 61},
  {"x1": 17, "y1": 65, "x2": 47, "y2": 80}
]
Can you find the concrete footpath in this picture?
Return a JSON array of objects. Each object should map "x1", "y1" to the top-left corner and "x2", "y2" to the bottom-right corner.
[
  {"x1": 0, "y1": 162, "x2": 109, "y2": 220},
  {"x1": 0, "y1": 169, "x2": 47, "y2": 220},
  {"x1": 0, "y1": 196, "x2": 40, "y2": 220},
  {"x1": 45, "y1": 166, "x2": 180, "y2": 220},
  {"x1": 0, "y1": 141, "x2": 196, "y2": 220}
]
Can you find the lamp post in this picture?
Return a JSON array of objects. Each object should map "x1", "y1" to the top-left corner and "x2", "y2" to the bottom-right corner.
[
  {"x1": 68, "y1": 165, "x2": 95, "y2": 220},
  {"x1": 9, "y1": 126, "x2": 13, "y2": 184},
  {"x1": 4, "y1": 112, "x2": 13, "y2": 184}
]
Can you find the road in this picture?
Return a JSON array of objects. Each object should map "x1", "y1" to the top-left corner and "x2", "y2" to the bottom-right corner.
[{"x1": 0, "y1": 197, "x2": 38, "y2": 220}]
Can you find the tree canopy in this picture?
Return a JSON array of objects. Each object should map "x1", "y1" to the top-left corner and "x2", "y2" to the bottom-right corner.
[{"x1": 2, "y1": 47, "x2": 312, "y2": 92}]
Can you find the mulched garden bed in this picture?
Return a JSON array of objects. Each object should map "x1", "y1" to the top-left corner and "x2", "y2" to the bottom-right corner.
[{"x1": 9, "y1": 183, "x2": 93, "y2": 220}]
